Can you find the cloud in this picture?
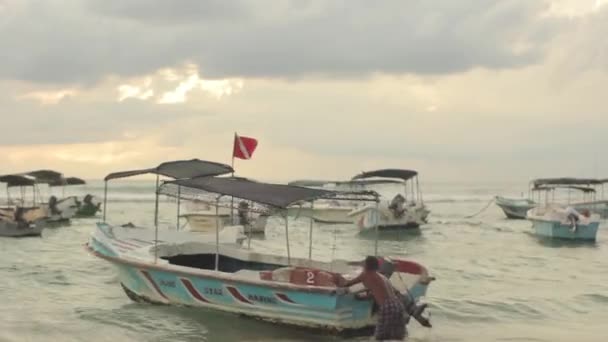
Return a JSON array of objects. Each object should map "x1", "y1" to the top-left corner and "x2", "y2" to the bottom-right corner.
[{"x1": 0, "y1": 0, "x2": 564, "y2": 85}]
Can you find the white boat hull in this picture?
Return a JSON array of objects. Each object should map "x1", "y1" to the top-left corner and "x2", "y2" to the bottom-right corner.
[
  {"x1": 349, "y1": 203, "x2": 429, "y2": 232},
  {"x1": 286, "y1": 206, "x2": 354, "y2": 224}
]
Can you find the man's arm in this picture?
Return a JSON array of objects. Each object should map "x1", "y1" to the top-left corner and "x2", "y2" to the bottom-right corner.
[{"x1": 343, "y1": 273, "x2": 363, "y2": 287}]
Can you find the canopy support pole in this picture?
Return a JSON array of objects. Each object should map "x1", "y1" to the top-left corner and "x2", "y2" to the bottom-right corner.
[
  {"x1": 247, "y1": 200, "x2": 252, "y2": 249},
  {"x1": 153, "y1": 174, "x2": 160, "y2": 264},
  {"x1": 215, "y1": 197, "x2": 221, "y2": 271},
  {"x1": 176, "y1": 185, "x2": 181, "y2": 230},
  {"x1": 374, "y1": 200, "x2": 379, "y2": 257},
  {"x1": 308, "y1": 201, "x2": 314, "y2": 260},
  {"x1": 285, "y1": 215, "x2": 291, "y2": 265},
  {"x1": 102, "y1": 181, "x2": 108, "y2": 223}
]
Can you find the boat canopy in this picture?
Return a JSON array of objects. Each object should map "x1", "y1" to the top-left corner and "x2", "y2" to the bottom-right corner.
[
  {"x1": 533, "y1": 185, "x2": 596, "y2": 193},
  {"x1": 49, "y1": 176, "x2": 86, "y2": 187},
  {"x1": 0, "y1": 174, "x2": 36, "y2": 187},
  {"x1": 532, "y1": 178, "x2": 602, "y2": 187},
  {"x1": 352, "y1": 169, "x2": 418, "y2": 182},
  {"x1": 288, "y1": 179, "x2": 401, "y2": 187},
  {"x1": 161, "y1": 177, "x2": 378, "y2": 209},
  {"x1": 104, "y1": 159, "x2": 234, "y2": 181},
  {"x1": 24, "y1": 169, "x2": 64, "y2": 184}
]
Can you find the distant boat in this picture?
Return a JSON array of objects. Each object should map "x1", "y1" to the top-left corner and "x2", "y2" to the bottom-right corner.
[
  {"x1": 495, "y1": 196, "x2": 536, "y2": 219},
  {"x1": 525, "y1": 182, "x2": 601, "y2": 241},
  {"x1": 0, "y1": 175, "x2": 48, "y2": 237},
  {"x1": 347, "y1": 169, "x2": 430, "y2": 232},
  {"x1": 286, "y1": 177, "x2": 408, "y2": 225},
  {"x1": 23, "y1": 170, "x2": 79, "y2": 224},
  {"x1": 496, "y1": 178, "x2": 608, "y2": 219},
  {"x1": 50, "y1": 177, "x2": 102, "y2": 218}
]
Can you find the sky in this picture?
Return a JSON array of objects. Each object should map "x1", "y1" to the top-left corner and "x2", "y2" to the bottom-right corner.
[{"x1": 1, "y1": 0, "x2": 607, "y2": 182}]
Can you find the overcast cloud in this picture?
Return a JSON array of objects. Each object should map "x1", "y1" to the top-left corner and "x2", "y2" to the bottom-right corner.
[{"x1": 0, "y1": 0, "x2": 606, "y2": 181}]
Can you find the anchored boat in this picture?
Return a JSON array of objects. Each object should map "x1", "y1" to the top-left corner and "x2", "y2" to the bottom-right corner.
[
  {"x1": 526, "y1": 183, "x2": 601, "y2": 241},
  {"x1": 497, "y1": 178, "x2": 608, "y2": 219},
  {"x1": 348, "y1": 169, "x2": 430, "y2": 232},
  {"x1": 87, "y1": 173, "x2": 434, "y2": 334},
  {"x1": 0, "y1": 175, "x2": 48, "y2": 237}
]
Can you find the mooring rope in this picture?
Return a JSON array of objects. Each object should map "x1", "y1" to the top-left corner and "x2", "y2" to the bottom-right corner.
[{"x1": 465, "y1": 198, "x2": 495, "y2": 218}]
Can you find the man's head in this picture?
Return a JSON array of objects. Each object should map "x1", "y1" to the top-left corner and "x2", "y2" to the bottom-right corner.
[{"x1": 364, "y1": 256, "x2": 379, "y2": 272}]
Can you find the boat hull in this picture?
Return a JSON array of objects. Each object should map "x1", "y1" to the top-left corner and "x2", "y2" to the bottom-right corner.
[
  {"x1": 530, "y1": 219, "x2": 599, "y2": 241},
  {"x1": 0, "y1": 220, "x2": 45, "y2": 237},
  {"x1": 495, "y1": 196, "x2": 536, "y2": 220},
  {"x1": 87, "y1": 223, "x2": 432, "y2": 333},
  {"x1": 349, "y1": 204, "x2": 429, "y2": 233},
  {"x1": 286, "y1": 206, "x2": 354, "y2": 224},
  {"x1": 181, "y1": 213, "x2": 232, "y2": 233}
]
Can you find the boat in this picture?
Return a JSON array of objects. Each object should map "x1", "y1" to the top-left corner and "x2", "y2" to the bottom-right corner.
[
  {"x1": 50, "y1": 176, "x2": 102, "y2": 218},
  {"x1": 86, "y1": 174, "x2": 434, "y2": 335},
  {"x1": 347, "y1": 169, "x2": 430, "y2": 232},
  {"x1": 24, "y1": 170, "x2": 79, "y2": 224},
  {"x1": 495, "y1": 196, "x2": 536, "y2": 219},
  {"x1": 526, "y1": 183, "x2": 601, "y2": 241},
  {"x1": 180, "y1": 179, "x2": 270, "y2": 234},
  {"x1": 0, "y1": 175, "x2": 48, "y2": 237},
  {"x1": 286, "y1": 179, "x2": 401, "y2": 224},
  {"x1": 497, "y1": 178, "x2": 608, "y2": 219},
  {"x1": 99, "y1": 159, "x2": 246, "y2": 239}
]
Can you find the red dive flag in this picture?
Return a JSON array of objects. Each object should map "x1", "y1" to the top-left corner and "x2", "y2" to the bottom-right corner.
[{"x1": 233, "y1": 134, "x2": 258, "y2": 160}]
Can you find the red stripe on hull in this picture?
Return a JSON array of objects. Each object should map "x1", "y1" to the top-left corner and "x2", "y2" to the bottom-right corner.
[
  {"x1": 180, "y1": 278, "x2": 211, "y2": 303},
  {"x1": 140, "y1": 270, "x2": 168, "y2": 300},
  {"x1": 226, "y1": 286, "x2": 253, "y2": 304},
  {"x1": 275, "y1": 293, "x2": 297, "y2": 304}
]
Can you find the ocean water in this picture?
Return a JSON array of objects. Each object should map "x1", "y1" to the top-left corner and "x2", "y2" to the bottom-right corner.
[{"x1": 1, "y1": 181, "x2": 607, "y2": 342}]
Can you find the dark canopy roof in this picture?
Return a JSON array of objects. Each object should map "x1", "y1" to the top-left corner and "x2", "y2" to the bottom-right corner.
[
  {"x1": 288, "y1": 179, "x2": 402, "y2": 187},
  {"x1": 161, "y1": 177, "x2": 335, "y2": 208},
  {"x1": 0, "y1": 175, "x2": 36, "y2": 187},
  {"x1": 533, "y1": 185, "x2": 596, "y2": 193},
  {"x1": 532, "y1": 178, "x2": 602, "y2": 187},
  {"x1": 24, "y1": 169, "x2": 64, "y2": 184},
  {"x1": 104, "y1": 159, "x2": 234, "y2": 181},
  {"x1": 49, "y1": 177, "x2": 86, "y2": 187},
  {"x1": 352, "y1": 169, "x2": 418, "y2": 182}
]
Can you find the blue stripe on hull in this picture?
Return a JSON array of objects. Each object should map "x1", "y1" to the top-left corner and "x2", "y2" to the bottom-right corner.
[{"x1": 531, "y1": 220, "x2": 599, "y2": 241}]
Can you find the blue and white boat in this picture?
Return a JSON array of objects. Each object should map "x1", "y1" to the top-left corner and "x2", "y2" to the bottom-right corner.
[
  {"x1": 497, "y1": 178, "x2": 608, "y2": 220},
  {"x1": 87, "y1": 165, "x2": 434, "y2": 335},
  {"x1": 527, "y1": 204, "x2": 600, "y2": 241}
]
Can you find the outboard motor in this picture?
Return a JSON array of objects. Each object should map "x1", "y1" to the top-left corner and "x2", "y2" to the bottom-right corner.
[
  {"x1": 83, "y1": 194, "x2": 93, "y2": 205},
  {"x1": 48, "y1": 196, "x2": 61, "y2": 215}
]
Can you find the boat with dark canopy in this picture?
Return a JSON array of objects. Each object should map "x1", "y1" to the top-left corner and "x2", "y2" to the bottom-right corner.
[
  {"x1": 526, "y1": 182, "x2": 601, "y2": 241},
  {"x1": 0, "y1": 175, "x2": 48, "y2": 237},
  {"x1": 21, "y1": 169, "x2": 79, "y2": 224},
  {"x1": 348, "y1": 169, "x2": 430, "y2": 232},
  {"x1": 87, "y1": 168, "x2": 434, "y2": 335},
  {"x1": 496, "y1": 178, "x2": 608, "y2": 219}
]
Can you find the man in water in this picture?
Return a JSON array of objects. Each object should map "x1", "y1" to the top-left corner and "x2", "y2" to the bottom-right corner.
[{"x1": 343, "y1": 256, "x2": 406, "y2": 341}]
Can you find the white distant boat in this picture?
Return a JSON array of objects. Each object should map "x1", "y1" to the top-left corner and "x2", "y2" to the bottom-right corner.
[
  {"x1": 286, "y1": 179, "x2": 401, "y2": 224},
  {"x1": 0, "y1": 174, "x2": 49, "y2": 237},
  {"x1": 347, "y1": 169, "x2": 430, "y2": 232}
]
